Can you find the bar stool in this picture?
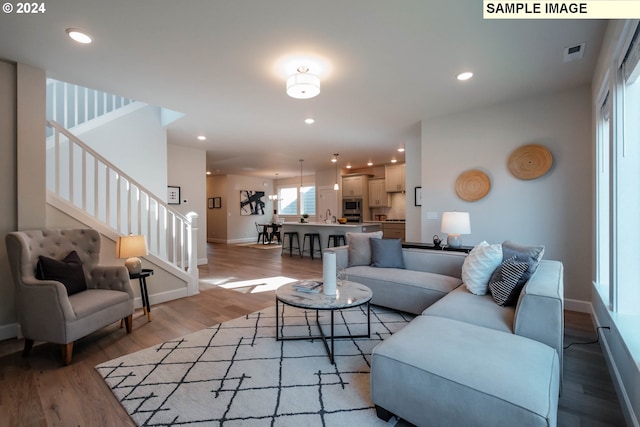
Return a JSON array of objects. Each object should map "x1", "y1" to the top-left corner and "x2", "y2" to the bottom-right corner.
[
  {"x1": 302, "y1": 232, "x2": 322, "y2": 260},
  {"x1": 327, "y1": 234, "x2": 346, "y2": 247},
  {"x1": 281, "y1": 231, "x2": 301, "y2": 257}
]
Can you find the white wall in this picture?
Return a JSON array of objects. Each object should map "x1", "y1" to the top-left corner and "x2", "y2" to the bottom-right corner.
[
  {"x1": 0, "y1": 60, "x2": 17, "y2": 337},
  {"x1": 207, "y1": 175, "x2": 228, "y2": 243},
  {"x1": 167, "y1": 144, "x2": 207, "y2": 262},
  {"x1": 421, "y1": 85, "x2": 592, "y2": 303},
  {"x1": 226, "y1": 175, "x2": 275, "y2": 243},
  {"x1": 404, "y1": 123, "x2": 422, "y2": 242},
  {"x1": 78, "y1": 105, "x2": 168, "y2": 199}
]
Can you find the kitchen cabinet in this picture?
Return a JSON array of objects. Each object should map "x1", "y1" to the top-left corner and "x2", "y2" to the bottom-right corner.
[
  {"x1": 382, "y1": 222, "x2": 405, "y2": 241},
  {"x1": 368, "y1": 178, "x2": 390, "y2": 207},
  {"x1": 385, "y1": 164, "x2": 406, "y2": 192},
  {"x1": 342, "y1": 175, "x2": 366, "y2": 197}
]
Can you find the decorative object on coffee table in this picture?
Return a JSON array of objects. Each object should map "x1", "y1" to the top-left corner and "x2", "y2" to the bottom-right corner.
[
  {"x1": 455, "y1": 169, "x2": 491, "y2": 202},
  {"x1": 508, "y1": 144, "x2": 553, "y2": 180}
]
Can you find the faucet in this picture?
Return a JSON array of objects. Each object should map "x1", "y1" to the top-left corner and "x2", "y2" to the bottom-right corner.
[{"x1": 326, "y1": 209, "x2": 332, "y2": 223}]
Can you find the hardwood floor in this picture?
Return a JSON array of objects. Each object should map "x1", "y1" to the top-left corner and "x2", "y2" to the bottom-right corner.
[{"x1": 0, "y1": 243, "x2": 626, "y2": 426}]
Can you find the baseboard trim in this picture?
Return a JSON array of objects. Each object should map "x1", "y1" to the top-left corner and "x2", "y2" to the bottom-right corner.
[
  {"x1": 135, "y1": 287, "x2": 188, "y2": 310},
  {"x1": 564, "y1": 298, "x2": 592, "y2": 313},
  {"x1": 0, "y1": 322, "x2": 19, "y2": 341}
]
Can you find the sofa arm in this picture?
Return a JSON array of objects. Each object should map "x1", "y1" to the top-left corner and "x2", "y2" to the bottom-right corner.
[
  {"x1": 18, "y1": 277, "x2": 76, "y2": 342},
  {"x1": 324, "y1": 245, "x2": 349, "y2": 269},
  {"x1": 89, "y1": 265, "x2": 135, "y2": 298},
  {"x1": 514, "y1": 260, "x2": 564, "y2": 374}
]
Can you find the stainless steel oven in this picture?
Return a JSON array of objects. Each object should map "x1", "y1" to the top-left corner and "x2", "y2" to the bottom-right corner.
[{"x1": 343, "y1": 198, "x2": 362, "y2": 223}]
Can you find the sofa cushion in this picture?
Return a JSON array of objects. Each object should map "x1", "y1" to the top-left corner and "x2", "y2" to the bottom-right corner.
[
  {"x1": 36, "y1": 250, "x2": 88, "y2": 296},
  {"x1": 423, "y1": 285, "x2": 515, "y2": 333},
  {"x1": 346, "y1": 265, "x2": 461, "y2": 314},
  {"x1": 346, "y1": 231, "x2": 383, "y2": 266},
  {"x1": 461, "y1": 241, "x2": 502, "y2": 295},
  {"x1": 370, "y1": 238, "x2": 405, "y2": 268},
  {"x1": 371, "y1": 316, "x2": 560, "y2": 427},
  {"x1": 488, "y1": 256, "x2": 530, "y2": 306}
]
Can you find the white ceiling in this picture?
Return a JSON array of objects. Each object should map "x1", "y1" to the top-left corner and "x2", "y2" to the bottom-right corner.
[{"x1": 0, "y1": 1, "x2": 607, "y2": 179}]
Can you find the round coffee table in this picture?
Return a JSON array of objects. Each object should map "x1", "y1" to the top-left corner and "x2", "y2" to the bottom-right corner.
[{"x1": 275, "y1": 280, "x2": 373, "y2": 364}]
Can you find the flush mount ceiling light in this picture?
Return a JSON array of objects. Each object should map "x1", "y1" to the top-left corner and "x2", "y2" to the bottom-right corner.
[
  {"x1": 287, "y1": 66, "x2": 320, "y2": 99},
  {"x1": 66, "y1": 28, "x2": 93, "y2": 44},
  {"x1": 457, "y1": 71, "x2": 474, "y2": 81},
  {"x1": 367, "y1": 161, "x2": 373, "y2": 166},
  {"x1": 304, "y1": 118, "x2": 315, "y2": 124},
  {"x1": 197, "y1": 135, "x2": 206, "y2": 141}
]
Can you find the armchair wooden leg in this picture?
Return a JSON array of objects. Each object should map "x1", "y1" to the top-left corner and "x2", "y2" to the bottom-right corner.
[
  {"x1": 22, "y1": 339, "x2": 34, "y2": 358},
  {"x1": 61, "y1": 342, "x2": 73, "y2": 366},
  {"x1": 123, "y1": 315, "x2": 133, "y2": 333}
]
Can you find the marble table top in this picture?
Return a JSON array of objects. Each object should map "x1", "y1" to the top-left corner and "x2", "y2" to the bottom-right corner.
[{"x1": 276, "y1": 280, "x2": 372, "y2": 310}]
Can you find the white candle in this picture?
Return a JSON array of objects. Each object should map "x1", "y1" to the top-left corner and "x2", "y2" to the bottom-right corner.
[{"x1": 323, "y1": 252, "x2": 337, "y2": 296}]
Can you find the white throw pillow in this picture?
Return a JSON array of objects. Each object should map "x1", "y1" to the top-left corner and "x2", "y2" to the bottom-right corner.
[{"x1": 461, "y1": 241, "x2": 503, "y2": 295}]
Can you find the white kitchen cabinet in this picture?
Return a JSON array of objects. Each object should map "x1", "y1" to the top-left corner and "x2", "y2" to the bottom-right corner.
[
  {"x1": 368, "y1": 178, "x2": 390, "y2": 207},
  {"x1": 385, "y1": 164, "x2": 406, "y2": 192},
  {"x1": 342, "y1": 175, "x2": 366, "y2": 197}
]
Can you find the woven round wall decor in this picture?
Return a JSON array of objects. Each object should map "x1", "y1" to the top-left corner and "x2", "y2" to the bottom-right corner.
[
  {"x1": 455, "y1": 169, "x2": 491, "y2": 202},
  {"x1": 508, "y1": 144, "x2": 553, "y2": 180}
]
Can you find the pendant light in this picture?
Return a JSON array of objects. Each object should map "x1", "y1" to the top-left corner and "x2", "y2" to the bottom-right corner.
[
  {"x1": 299, "y1": 159, "x2": 304, "y2": 193},
  {"x1": 333, "y1": 154, "x2": 340, "y2": 190}
]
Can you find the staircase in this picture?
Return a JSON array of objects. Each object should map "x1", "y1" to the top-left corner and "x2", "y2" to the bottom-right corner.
[{"x1": 45, "y1": 80, "x2": 198, "y2": 295}]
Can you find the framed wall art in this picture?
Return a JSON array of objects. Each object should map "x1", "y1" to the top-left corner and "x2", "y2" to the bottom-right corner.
[
  {"x1": 414, "y1": 186, "x2": 422, "y2": 206},
  {"x1": 240, "y1": 190, "x2": 265, "y2": 215},
  {"x1": 214, "y1": 197, "x2": 222, "y2": 208},
  {"x1": 208, "y1": 198, "x2": 214, "y2": 209},
  {"x1": 168, "y1": 186, "x2": 181, "y2": 205}
]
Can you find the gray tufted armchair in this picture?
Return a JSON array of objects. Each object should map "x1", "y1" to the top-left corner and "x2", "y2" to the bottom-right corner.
[{"x1": 5, "y1": 229, "x2": 134, "y2": 365}]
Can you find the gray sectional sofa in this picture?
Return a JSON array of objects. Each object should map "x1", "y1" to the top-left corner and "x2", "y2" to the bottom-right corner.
[{"x1": 325, "y1": 239, "x2": 564, "y2": 427}]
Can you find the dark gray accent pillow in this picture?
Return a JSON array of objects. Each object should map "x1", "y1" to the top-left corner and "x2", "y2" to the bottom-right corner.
[
  {"x1": 488, "y1": 256, "x2": 529, "y2": 306},
  {"x1": 36, "y1": 250, "x2": 88, "y2": 296},
  {"x1": 501, "y1": 240, "x2": 544, "y2": 289},
  {"x1": 370, "y1": 238, "x2": 405, "y2": 269}
]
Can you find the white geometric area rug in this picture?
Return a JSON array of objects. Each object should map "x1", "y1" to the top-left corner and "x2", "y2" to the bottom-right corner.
[{"x1": 96, "y1": 304, "x2": 413, "y2": 426}]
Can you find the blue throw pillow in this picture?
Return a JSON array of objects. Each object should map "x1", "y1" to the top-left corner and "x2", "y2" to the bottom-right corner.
[{"x1": 370, "y1": 238, "x2": 405, "y2": 269}]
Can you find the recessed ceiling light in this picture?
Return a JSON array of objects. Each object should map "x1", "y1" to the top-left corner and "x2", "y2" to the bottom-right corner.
[
  {"x1": 397, "y1": 147, "x2": 405, "y2": 152},
  {"x1": 391, "y1": 159, "x2": 398, "y2": 163},
  {"x1": 206, "y1": 171, "x2": 212, "y2": 175},
  {"x1": 66, "y1": 28, "x2": 93, "y2": 44},
  {"x1": 367, "y1": 161, "x2": 373, "y2": 166},
  {"x1": 304, "y1": 118, "x2": 315, "y2": 124},
  {"x1": 197, "y1": 135, "x2": 206, "y2": 141},
  {"x1": 331, "y1": 157, "x2": 337, "y2": 163},
  {"x1": 346, "y1": 164, "x2": 352, "y2": 169},
  {"x1": 457, "y1": 72, "x2": 473, "y2": 81}
]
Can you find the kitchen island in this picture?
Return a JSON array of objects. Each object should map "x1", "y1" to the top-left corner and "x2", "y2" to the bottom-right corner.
[{"x1": 281, "y1": 222, "x2": 381, "y2": 254}]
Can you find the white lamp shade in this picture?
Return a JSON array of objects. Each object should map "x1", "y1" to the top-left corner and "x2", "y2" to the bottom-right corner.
[
  {"x1": 441, "y1": 212, "x2": 471, "y2": 235},
  {"x1": 116, "y1": 235, "x2": 148, "y2": 258},
  {"x1": 287, "y1": 72, "x2": 320, "y2": 99}
]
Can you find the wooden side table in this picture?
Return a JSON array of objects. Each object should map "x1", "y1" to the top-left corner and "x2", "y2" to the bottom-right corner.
[{"x1": 130, "y1": 268, "x2": 154, "y2": 321}]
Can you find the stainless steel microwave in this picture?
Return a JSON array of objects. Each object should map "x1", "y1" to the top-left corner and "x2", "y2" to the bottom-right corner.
[{"x1": 343, "y1": 198, "x2": 362, "y2": 212}]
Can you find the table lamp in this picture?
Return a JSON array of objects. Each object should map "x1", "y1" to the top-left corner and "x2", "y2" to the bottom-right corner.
[
  {"x1": 441, "y1": 212, "x2": 471, "y2": 248},
  {"x1": 116, "y1": 234, "x2": 148, "y2": 275}
]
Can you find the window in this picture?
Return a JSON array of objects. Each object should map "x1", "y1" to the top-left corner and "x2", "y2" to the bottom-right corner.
[
  {"x1": 277, "y1": 186, "x2": 316, "y2": 216},
  {"x1": 595, "y1": 21, "x2": 640, "y2": 314}
]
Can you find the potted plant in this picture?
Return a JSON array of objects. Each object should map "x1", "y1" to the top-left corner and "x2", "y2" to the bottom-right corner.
[{"x1": 300, "y1": 213, "x2": 309, "y2": 223}]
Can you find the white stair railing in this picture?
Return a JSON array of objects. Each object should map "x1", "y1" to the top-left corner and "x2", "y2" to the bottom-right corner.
[
  {"x1": 46, "y1": 79, "x2": 137, "y2": 137},
  {"x1": 46, "y1": 120, "x2": 198, "y2": 289}
]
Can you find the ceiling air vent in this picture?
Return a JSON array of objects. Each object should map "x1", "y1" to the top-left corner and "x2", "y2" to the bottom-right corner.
[{"x1": 563, "y1": 42, "x2": 586, "y2": 62}]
